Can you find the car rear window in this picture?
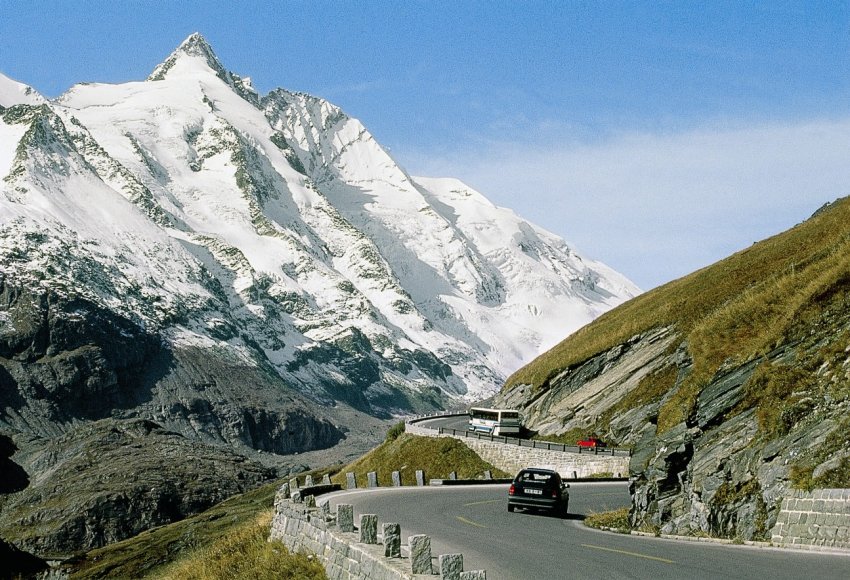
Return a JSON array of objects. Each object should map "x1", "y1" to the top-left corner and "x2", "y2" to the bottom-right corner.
[{"x1": 519, "y1": 472, "x2": 553, "y2": 484}]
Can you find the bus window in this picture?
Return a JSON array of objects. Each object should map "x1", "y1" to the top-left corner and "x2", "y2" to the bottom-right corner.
[{"x1": 468, "y1": 408, "x2": 522, "y2": 436}]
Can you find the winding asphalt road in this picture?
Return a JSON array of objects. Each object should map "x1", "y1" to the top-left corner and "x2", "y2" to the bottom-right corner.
[
  {"x1": 325, "y1": 483, "x2": 850, "y2": 579},
  {"x1": 418, "y1": 414, "x2": 469, "y2": 432}
]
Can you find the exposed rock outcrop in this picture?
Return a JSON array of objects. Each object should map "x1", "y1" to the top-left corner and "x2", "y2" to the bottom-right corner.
[
  {"x1": 0, "y1": 418, "x2": 275, "y2": 558},
  {"x1": 498, "y1": 196, "x2": 850, "y2": 542},
  {"x1": 500, "y1": 321, "x2": 850, "y2": 541},
  {"x1": 0, "y1": 281, "x2": 345, "y2": 556}
]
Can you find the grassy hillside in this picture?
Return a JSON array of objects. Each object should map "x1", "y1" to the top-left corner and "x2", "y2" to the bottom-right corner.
[
  {"x1": 153, "y1": 511, "x2": 326, "y2": 580},
  {"x1": 331, "y1": 427, "x2": 510, "y2": 486},
  {"x1": 506, "y1": 197, "x2": 850, "y2": 433},
  {"x1": 66, "y1": 468, "x2": 332, "y2": 579}
]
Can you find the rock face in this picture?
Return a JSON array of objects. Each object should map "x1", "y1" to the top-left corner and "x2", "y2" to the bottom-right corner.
[
  {"x1": 627, "y1": 338, "x2": 845, "y2": 541},
  {"x1": 0, "y1": 418, "x2": 275, "y2": 557},
  {"x1": 0, "y1": 277, "x2": 344, "y2": 556}
]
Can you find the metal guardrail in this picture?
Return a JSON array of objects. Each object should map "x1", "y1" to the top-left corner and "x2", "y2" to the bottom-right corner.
[{"x1": 405, "y1": 412, "x2": 631, "y2": 457}]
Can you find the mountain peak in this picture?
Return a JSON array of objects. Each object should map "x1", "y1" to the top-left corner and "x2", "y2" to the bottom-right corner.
[
  {"x1": 176, "y1": 32, "x2": 217, "y2": 60},
  {"x1": 0, "y1": 72, "x2": 46, "y2": 107},
  {"x1": 148, "y1": 32, "x2": 228, "y2": 82}
]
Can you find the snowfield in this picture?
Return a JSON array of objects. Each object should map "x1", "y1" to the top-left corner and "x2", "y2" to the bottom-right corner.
[{"x1": 0, "y1": 34, "x2": 640, "y2": 406}]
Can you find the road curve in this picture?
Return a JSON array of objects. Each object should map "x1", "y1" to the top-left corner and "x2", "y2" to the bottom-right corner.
[
  {"x1": 324, "y1": 484, "x2": 850, "y2": 580},
  {"x1": 413, "y1": 414, "x2": 469, "y2": 432}
]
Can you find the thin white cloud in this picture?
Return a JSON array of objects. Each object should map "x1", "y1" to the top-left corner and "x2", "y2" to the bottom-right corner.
[{"x1": 402, "y1": 118, "x2": 850, "y2": 289}]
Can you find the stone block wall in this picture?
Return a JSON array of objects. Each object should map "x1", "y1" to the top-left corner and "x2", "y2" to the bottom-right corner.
[
  {"x1": 460, "y1": 438, "x2": 629, "y2": 478},
  {"x1": 406, "y1": 421, "x2": 628, "y2": 478},
  {"x1": 270, "y1": 492, "x2": 486, "y2": 580},
  {"x1": 270, "y1": 501, "x2": 414, "y2": 580},
  {"x1": 770, "y1": 488, "x2": 850, "y2": 550}
]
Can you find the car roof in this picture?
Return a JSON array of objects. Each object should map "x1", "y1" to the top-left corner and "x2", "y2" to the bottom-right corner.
[{"x1": 519, "y1": 468, "x2": 558, "y2": 475}]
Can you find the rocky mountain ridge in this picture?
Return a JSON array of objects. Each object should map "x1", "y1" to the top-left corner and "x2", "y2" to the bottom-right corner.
[{"x1": 0, "y1": 33, "x2": 638, "y2": 557}]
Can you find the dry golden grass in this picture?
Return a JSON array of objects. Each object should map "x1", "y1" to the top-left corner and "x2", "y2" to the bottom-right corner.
[
  {"x1": 154, "y1": 511, "x2": 326, "y2": 580},
  {"x1": 583, "y1": 507, "x2": 631, "y2": 533},
  {"x1": 505, "y1": 197, "x2": 850, "y2": 434},
  {"x1": 331, "y1": 432, "x2": 510, "y2": 487}
]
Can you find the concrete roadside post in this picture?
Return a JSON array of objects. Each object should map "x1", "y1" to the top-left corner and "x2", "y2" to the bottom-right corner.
[
  {"x1": 346, "y1": 472, "x2": 357, "y2": 489},
  {"x1": 409, "y1": 534, "x2": 432, "y2": 573},
  {"x1": 439, "y1": 553, "x2": 463, "y2": 580},
  {"x1": 392, "y1": 471, "x2": 401, "y2": 487},
  {"x1": 484, "y1": 470, "x2": 492, "y2": 480},
  {"x1": 304, "y1": 494, "x2": 316, "y2": 508},
  {"x1": 416, "y1": 470, "x2": 425, "y2": 486},
  {"x1": 274, "y1": 482, "x2": 290, "y2": 508},
  {"x1": 382, "y1": 522, "x2": 401, "y2": 557},
  {"x1": 337, "y1": 504, "x2": 354, "y2": 533},
  {"x1": 322, "y1": 473, "x2": 331, "y2": 485},
  {"x1": 460, "y1": 571, "x2": 486, "y2": 579},
  {"x1": 449, "y1": 471, "x2": 457, "y2": 480},
  {"x1": 305, "y1": 474, "x2": 314, "y2": 487},
  {"x1": 289, "y1": 476, "x2": 298, "y2": 490},
  {"x1": 360, "y1": 514, "x2": 378, "y2": 544},
  {"x1": 367, "y1": 471, "x2": 379, "y2": 487}
]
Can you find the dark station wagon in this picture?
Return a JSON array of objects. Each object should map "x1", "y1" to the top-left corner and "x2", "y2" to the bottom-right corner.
[{"x1": 507, "y1": 468, "x2": 569, "y2": 517}]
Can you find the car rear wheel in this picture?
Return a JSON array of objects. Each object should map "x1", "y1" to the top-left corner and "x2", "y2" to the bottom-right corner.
[{"x1": 508, "y1": 504, "x2": 515, "y2": 512}]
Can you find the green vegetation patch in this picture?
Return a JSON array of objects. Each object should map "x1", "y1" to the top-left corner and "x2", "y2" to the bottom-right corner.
[
  {"x1": 331, "y1": 432, "x2": 509, "y2": 487},
  {"x1": 583, "y1": 507, "x2": 630, "y2": 533},
  {"x1": 791, "y1": 415, "x2": 850, "y2": 491},
  {"x1": 66, "y1": 464, "x2": 336, "y2": 580},
  {"x1": 736, "y1": 363, "x2": 817, "y2": 438}
]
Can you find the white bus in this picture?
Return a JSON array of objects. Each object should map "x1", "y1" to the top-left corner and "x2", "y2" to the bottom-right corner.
[{"x1": 468, "y1": 408, "x2": 522, "y2": 436}]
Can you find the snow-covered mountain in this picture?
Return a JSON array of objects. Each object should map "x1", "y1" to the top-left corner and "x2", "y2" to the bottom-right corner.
[{"x1": 0, "y1": 34, "x2": 639, "y2": 429}]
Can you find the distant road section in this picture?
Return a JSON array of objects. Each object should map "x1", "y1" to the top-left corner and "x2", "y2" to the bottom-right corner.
[{"x1": 415, "y1": 414, "x2": 469, "y2": 432}]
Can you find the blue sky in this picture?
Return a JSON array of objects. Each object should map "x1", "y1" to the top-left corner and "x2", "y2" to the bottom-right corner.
[{"x1": 2, "y1": 1, "x2": 849, "y2": 289}]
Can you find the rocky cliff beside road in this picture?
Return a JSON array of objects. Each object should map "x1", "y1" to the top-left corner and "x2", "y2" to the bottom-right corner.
[{"x1": 497, "y1": 197, "x2": 850, "y2": 541}]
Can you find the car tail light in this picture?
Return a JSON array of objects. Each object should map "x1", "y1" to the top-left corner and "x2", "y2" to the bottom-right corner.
[
  {"x1": 509, "y1": 484, "x2": 515, "y2": 496},
  {"x1": 551, "y1": 489, "x2": 558, "y2": 498}
]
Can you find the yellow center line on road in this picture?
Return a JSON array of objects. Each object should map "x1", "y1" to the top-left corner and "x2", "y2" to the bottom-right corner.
[
  {"x1": 456, "y1": 516, "x2": 487, "y2": 528},
  {"x1": 463, "y1": 499, "x2": 502, "y2": 507},
  {"x1": 581, "y1": 544, "x2": 674, "y2": 564}
]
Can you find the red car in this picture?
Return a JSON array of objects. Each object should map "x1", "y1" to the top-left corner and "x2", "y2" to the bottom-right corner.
[{"x1": 577, "y1": 437, "x2": 607, "y2": 448}]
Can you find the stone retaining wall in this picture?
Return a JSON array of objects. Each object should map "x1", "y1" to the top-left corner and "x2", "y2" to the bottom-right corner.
[
  {"x1": 406, "y1": 421, "x2": 628, "y2": 478},
  {"x1": 770, "y1": 488, "x2": 850, "y2": 550},
  {"x1": 269, "y1": 484, "x2": 486, "y2": 580},
  {"x1": 460, "y1": 437, "x2": 629, "y2": 478}
]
